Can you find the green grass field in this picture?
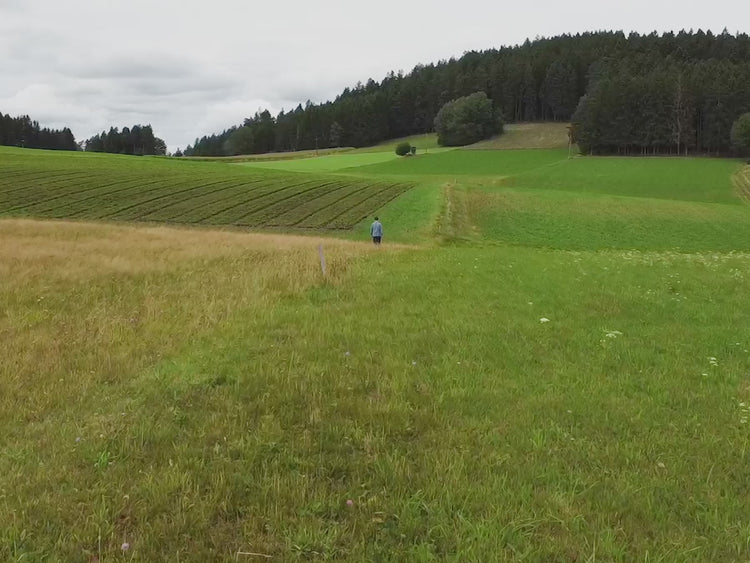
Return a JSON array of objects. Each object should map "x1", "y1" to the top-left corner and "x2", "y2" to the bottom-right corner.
[
  {"x1": 353, "y1": 148, "x2": 569, "y2": 178},
  {"x1": 3, "y1": 127, "x2": 750, "y2": 562},
  {"x1": 239, "y1": 151, "x2": 401, "y2": 172},
  {"x1": 235, "y1": 134, "x2": 451, "y2": 173}
]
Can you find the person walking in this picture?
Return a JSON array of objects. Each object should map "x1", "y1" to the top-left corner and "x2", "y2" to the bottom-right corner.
[{"x1": 370, "y1": 216, "x2": 383, "y2": 245}]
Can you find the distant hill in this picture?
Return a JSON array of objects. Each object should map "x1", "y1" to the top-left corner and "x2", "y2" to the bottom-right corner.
[{"x1": 186, "y1": 30, "x2": 750, "y2": 158}]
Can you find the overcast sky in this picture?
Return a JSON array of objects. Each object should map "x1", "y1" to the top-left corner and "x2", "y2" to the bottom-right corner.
[{"x1": 0, "y1": 0, "x2": 746, "y2": 152}]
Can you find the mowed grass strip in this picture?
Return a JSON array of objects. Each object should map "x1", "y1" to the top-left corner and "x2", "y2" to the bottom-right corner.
[
  {"x1": 323, "y1": 183, "x2": 412, "y2": 229},
  {"x1": 137, "y1": 177, "x2": 272, "y2": 222},
  {"x1": 293, "y1": 183, "x2": 409, "y2": 229},
  {"x1": 265, "y1": 181, "x2": 371, "y2": 227},
  {"x1": 187, "y1": 179, "x2": 324, "y2": 224},
  {"x1": 15, "y1": 176, "x2": 176, "y2": 218},
  {"x1": 0, "y1": 147, "x2": 414, "y2": 230}
]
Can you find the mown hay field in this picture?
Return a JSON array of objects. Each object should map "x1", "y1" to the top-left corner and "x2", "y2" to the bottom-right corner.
[{"x1": 0, "y1": 146, "x2": 412, "y2": 230}]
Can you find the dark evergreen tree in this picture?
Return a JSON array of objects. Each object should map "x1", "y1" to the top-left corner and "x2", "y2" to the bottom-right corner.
[
  {"x1": 0, "y1": 112, "x2": 78, "y2": 151},
  {"x1": 84, "y1": 124, "x2": 166, "y2": 155},
  {"x1": 225, "y1": 126, "x2": 254, "y2": 155},
  {"x1": 329, "y1": 121, "x2": 344, "y2": 148}
]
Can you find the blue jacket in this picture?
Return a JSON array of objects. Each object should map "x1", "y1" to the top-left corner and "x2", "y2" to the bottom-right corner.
[{"x1": 370, "y1": 221, "x2": 383, "y2": 237}]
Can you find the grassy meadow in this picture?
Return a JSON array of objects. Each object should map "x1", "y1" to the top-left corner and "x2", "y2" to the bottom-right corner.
[{"x1": 2, "y1": 129, "x2": 750, "y2": 562}]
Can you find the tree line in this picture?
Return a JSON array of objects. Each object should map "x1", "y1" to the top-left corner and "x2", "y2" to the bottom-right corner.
[
  {"x1": 0, "y1": 113, "x2": 168, "y2": 157},
  {"x1": 84, "y1": 125, "x2": 167, "y2": 156},
  {"x1": 184, "y1": 29, "x2": 750, "y2": 157},
  {"x1": 0, "y1": 113, "x2": 77, "y2": 151},
  {"x1": 571, "y1": 59, "x2": 750, "y2": 155}
]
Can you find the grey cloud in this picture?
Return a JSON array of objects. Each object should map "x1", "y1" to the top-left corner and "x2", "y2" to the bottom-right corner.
[
  {"x1": 0, "y1": 0, "x2": 27, "y2": 13},
  {"x1": 0, "y1": 28, "x2": 65, "y2": 67},
  {"x1": 69, "y1": 57, "x2": 194, "y2": 81},
  {"x1": 120, "y1": 76, "x2": 241, "y2": 97}
]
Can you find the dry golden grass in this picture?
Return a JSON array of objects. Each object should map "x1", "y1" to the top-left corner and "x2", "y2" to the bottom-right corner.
[
  {"x1": 732, "y1": 165, "x2": 750, "y2": 202},
  {"x1": 1, "y1": 218, "x2": 407, "y2": 560},
  {"x1": 0, "y1": 218, "x2": 372, "y2": 280},
  {"x1": 468, "y1": 122, "x2": 571, "y2": 150},
  {"x1": 0, "y1": 218, "x2": 378, "y2": 425}
]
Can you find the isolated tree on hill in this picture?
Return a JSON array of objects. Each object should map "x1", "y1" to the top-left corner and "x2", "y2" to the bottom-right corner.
[
  {"x1": 731, "y1": 113, "x2": 750, "y2": 155},
  {"x1": 434, "y1": 91, "x2": 503, "y2": 146},
  {"x1": 395, "y1": 141, "x2": 413, "y2": 156}
]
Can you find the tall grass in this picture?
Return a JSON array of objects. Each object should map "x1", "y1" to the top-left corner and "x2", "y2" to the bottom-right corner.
[{"x1": 4, "y1": 218, "x2": 750, "y2": 562}]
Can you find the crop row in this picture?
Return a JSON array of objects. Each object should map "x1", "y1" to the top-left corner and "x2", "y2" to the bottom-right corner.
[{"x1": 0, "y1": 164, "x2": 413, "y2": 230}]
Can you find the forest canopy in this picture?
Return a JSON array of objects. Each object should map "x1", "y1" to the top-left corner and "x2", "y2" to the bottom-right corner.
[
  {"x1": 85, "y1": 125, "x2": 167, "y2": 156},
  {"x1": 185, "y1": 30, "x2": 750, "y2": 158},
  {"x1": 0, "y1": 113, "x2": 77, "y2": 151}
]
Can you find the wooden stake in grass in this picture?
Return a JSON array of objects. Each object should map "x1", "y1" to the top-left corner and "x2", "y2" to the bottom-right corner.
[
  {"x1": 236, "y1": 551, "x2": 272, "y2": 559},
  {"x1": 318, "y1": 243, "x2": 326, "y2": 277}
]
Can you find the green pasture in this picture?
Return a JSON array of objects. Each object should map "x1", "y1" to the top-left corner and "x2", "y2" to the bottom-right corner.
[
  {"x1": 458, "y1": 186, "x2": 750, "y2": 251},
  {"x1": 502, "y1": 155, "x2": 741, "y2": 204},
  {"x1": 239, "y1": 151, "x2": 399, "y2": 172},
  {"x1": 3, "y1": 126, "x2": 750, "y2": 562},
  {"x1": 353, "y1": 148, "x2": 569, "y2": 178},
  {"x1": 365, "y1": 132, "x2": 444, "y2": 152},
  {"x1": 237, "y1": 134, "x2": 451, "y2": 173}
]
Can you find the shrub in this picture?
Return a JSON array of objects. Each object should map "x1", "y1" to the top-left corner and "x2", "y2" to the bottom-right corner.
[
  {"x1": 395, "y1": 141, "x2": 413, "y2": 156},
  {"x1": 731, "y1": 113, "x2": 750, "y2": 155},
  {"x1": 434, "y1": 91, "x2": 503, "y2": 147}
]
